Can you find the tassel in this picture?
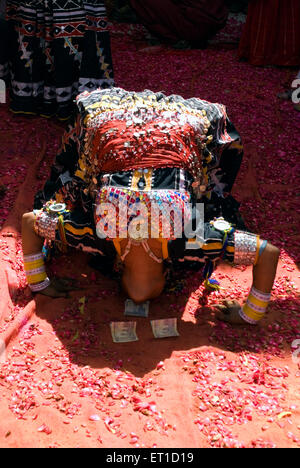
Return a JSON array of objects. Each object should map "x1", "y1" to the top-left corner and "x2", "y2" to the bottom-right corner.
[
  {"x1": 57, "y1": 215, "x2": 68, "y2": 253},
  {"x1": 203, "y1": 260, "x2": 221, "y2": 291},
  {"x1": 204, "y1": 277, "x2": 221, "y2": 291},
  {"x1": 202, "y1": 224, "x2": 235, "y2": 292},
  {"x1": 42, "y1": 242, "x2": 51, "y2": 262}
]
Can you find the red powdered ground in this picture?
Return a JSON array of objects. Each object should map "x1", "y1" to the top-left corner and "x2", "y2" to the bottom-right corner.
[{"x1": 0, "y1": 21, "x2": 299, "y2": 448}]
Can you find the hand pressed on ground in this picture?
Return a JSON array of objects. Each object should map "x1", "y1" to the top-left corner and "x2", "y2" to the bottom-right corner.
[{"x1": 213, "y1": 299, "x2": 249, "y2": 325}]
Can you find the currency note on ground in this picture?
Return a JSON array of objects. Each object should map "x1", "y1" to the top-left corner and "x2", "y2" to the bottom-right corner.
[
  {"x1": 124, "y1": 299, "x2": 149, "y2": 317},
  {"x1": 150, "y1": 318, "x2": 179, "y2": 339},
  {"x1": 110, "y1": 321, "x2": 138, "y2": 343}
]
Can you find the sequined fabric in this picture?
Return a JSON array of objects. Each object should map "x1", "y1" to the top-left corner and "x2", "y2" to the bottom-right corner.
[
  {"x1": 32, "y1": 88, "x2": 245, "y2": 270},
  {"x1": 94, "y1": 186, "x2": 192, "y2": 239},
  {"x1": 34, "y1": 88, "x2": 244, "y2": 215},
  {"x1": 73, "y1": 88, "x2": 243, "y2": 202}
]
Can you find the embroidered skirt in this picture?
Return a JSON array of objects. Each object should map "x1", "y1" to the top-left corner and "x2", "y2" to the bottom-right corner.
[{"x1": 3, "y1": 0, "x2": 114, "y2": 119}]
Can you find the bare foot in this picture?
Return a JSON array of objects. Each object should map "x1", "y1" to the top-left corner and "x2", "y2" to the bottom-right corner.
[{"x1": 213, "y1": 300, "x2": 252, "y2": 325}]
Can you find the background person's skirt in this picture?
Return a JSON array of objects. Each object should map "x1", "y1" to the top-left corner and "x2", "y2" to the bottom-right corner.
[
  {"x1": 2, "y1": 0, "x2": 114, "y2": 120},
  {"x1": 238, "y1": 0, "x2": 300, "y2": 67}
]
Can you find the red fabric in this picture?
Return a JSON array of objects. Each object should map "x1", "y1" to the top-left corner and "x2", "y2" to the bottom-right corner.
[
  {"x1": 91, "y1": 119, "x2": 202, "y2": 173},
  {"x1": 129, "y1": 0, "x2": 228, "y2": 43},
  {"x1": 238, "y1": 0, "x2": 300, "y2": 66}
]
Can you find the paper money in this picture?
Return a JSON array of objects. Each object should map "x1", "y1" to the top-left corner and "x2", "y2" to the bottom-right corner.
[
  {"x1": 150, "y1": 318, "x2": 179, "y2": 339},
  {"x1": 124, "y1": 299, "x2": 149, "y2": 318},
  {"x1": 110, "y1": 321, "x2": 138, "y2": 343}
]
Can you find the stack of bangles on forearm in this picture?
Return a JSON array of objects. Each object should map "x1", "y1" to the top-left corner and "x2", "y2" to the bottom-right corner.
[
  {"x1": 23, "y1": 206, "x2": 61, "y2": 292},
  {"x1": 239, "y1": 286, "x2": 271, "y2": 325},
  {"x1": 23, "y1": 252, "x2": 51, "y2": 292},
  {"x1": 234, "y1": 233, "x2": 269, "y2": 325}
]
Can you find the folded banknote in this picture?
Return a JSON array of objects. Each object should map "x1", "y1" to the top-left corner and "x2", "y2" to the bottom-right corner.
[
  {"x1": 110, "y1": 321, "x2": 138, "y2": 343},
  {"x1": 124, "y1": 299, "x2": 149, "y2": 317},
  {"x1": 150, "y1": 318, "x2": 179, "y2": 339}
]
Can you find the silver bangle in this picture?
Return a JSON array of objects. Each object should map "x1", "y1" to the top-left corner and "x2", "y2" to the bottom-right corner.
[
  {"x1": 29, "y1": 277, "x2": 51, "y2": 292},
  {"x1": 234, "y1": 230, "x2": 258, "y2": 265},
  {"x1": 34, "y1": 211, "x2": 58, "y2": 241}
]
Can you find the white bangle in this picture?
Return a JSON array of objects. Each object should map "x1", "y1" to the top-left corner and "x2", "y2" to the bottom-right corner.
[
  {"x1": 238, "y1": 307, "x2": 259, "y2": 325},
  {"x1": 29, "y1": 277, "x2": 51, "y2": 292}
]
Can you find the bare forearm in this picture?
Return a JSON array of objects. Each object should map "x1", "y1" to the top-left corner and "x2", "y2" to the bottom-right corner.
[
  {"x1": 22, "y1": 212, "x2": 44, "y2": 255},
  {"x1": 252, "y1": 241, "x2": 280, "y2": 293}
]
